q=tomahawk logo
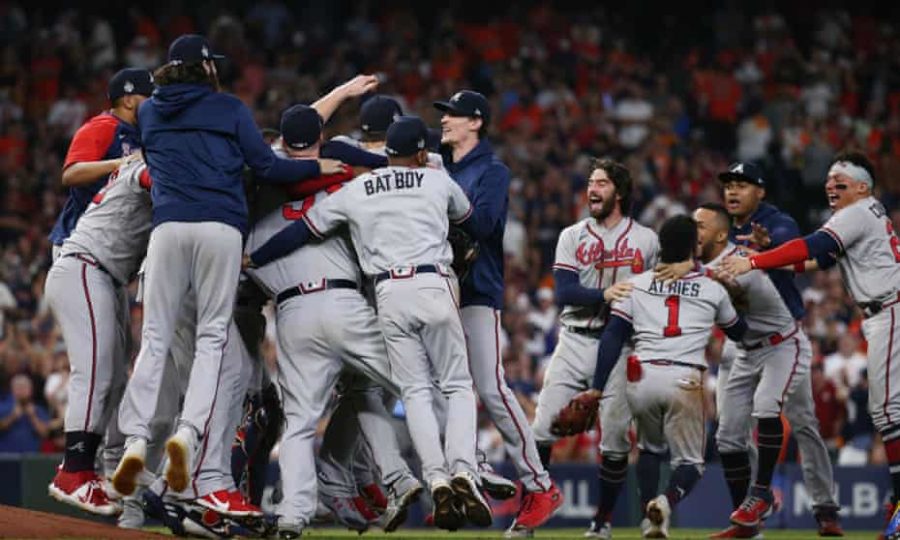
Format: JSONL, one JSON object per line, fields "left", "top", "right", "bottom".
{"left": 731, "top": 163, "right": 744, "bottom": 175}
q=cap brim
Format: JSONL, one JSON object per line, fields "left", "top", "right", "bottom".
{"left": 433, "top": 101, "right": 462, "bottom": 114}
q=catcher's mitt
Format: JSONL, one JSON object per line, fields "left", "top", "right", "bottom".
{"left": 448, "top": 226, "right": 479, "bottom": 281}
{"left": 550, "top": 389, "right": 602, "bottom": 437}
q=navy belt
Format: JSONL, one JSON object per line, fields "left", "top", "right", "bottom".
{"left": 372, "top": 264, "right": 443, "bottom": 284}
{"left": 565, "top": 325, "right": 604, "bottom": 338}
{"left": 858, "top": 292, "right": 900, "bottom": 319}
{"left": 276, "top": 279, "right": 358, "bottom": 305}
{"left": 641, "top": 359, "right": 706, "bottom": 372}
{"left": 64, "top": 253, "right": 122, "bottom": 288}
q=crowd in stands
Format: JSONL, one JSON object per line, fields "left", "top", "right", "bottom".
{"left": 1, "top": 2, "right": 899, "bottom": 470}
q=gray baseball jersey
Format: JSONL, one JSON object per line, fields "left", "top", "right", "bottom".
{"left": 553, "top": 217, "right": 659, "bottom": 330}
{"left": 246, "top": 188, "right": 361, "bottom": 296}
{"left": 612, "top": 270, "right": 739, "bottom": 368}
{"left": 707, "top": 243, "right": 795, "bottom": 343}
{"left": 303, "top": 166, "right": 471, "bottom": 274}
{"left": 820, "top": 196, "right": 900, "bottom": 303}
{"left": 60, "top": 159, "right": 153, "bottom": 284}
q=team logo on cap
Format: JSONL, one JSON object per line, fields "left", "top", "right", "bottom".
{"left": 123, "top": 80, "right": 134, "bottom": 93}
{"left": 451, "top": 92, "right": 463, "bottom": 103}
{"left": 731, "top": 163, "right": 744, "bottom": 174}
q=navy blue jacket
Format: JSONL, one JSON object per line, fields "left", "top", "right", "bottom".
{"left": 138, "top": 84, "right": 320, "bottom": 235}
{"left": 730, "top": 202, "right": 808, "bottom": 320}
{"left": 444, "top": 140, "right": 510, "bottom": 309}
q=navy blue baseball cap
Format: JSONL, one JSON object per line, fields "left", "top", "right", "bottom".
{"left": 280, "top": 105, "right": 323, "bottom": 150}
{"left": 434, "top": 90, "right": 490, "bottom": 123}
{"left": 385, "top": 116, "right": 428, "bottom": 157}
{"left": 718, "top": 161, "right": 765, "bottom": 186}
{"left": 168, "top": 34, "right": 224, "bottom": 65}
{"left": 360, "top": 95, "right": 402, "bottom": 134}
{"left": 107, "top": 68, "right": 154, "bottom": 102}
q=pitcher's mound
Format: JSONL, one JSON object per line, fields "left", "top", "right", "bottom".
{"left": 0, "top": 504, "right": 166, "bottom": 538}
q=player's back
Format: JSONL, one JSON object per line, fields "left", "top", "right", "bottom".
{"left": 61, "top": 159, "right": 153, "bottom": 284}
{"left": 340, "top": 165, "right": 461, "bottom": 275}
{"left": 246, "top": 188, "right": 360, "bottom": 297}
{"left": 616, "top": 270, "right": 737, "bottom": 367}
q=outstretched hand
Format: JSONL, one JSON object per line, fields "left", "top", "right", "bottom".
{"left": 735, "top": 222, "right": 771, "bottom": 249}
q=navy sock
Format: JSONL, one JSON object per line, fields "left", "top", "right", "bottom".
{"left": 595, "top": 455, "right": 628, "bottom": 520}
{"left": 664, "top": 464, "right": 702, "bottom": 507}
{"left": 63, "top": 431, "right": 102, "bottom": 472}
{"left": 756, "top": 417, "right": 784, "bottom": 489}
{"left": 636, "top": 450, "right": 663, "bottom": 510}
{"left": 719, "top": 451, "right": 752, "bottom": 510}
{"left": 537, "top": 443, "right": 553, "bottom": 469}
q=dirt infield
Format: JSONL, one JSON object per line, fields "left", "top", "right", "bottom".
{"left": 0, "top": 505, "right": 166, "bottom": 538}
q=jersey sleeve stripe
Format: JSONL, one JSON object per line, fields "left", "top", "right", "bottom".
{"left": 610, "top": 308, "right": 632, "bottom": 322}
{"left": 451, "top": 203, "right": 473, "bottom": 225}
{"left": 720, "top": 315, "right": 739, "bottom": 328}
{"left": 301, "top": 214, "right": 324, "bottom": 239}
{"left": 552, "top": 263, "right": 578, "bottom": 272}
{"left": 820, "top": 226, "right": 845, "bottom": 253}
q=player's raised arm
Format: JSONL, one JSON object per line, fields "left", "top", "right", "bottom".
{"left": 311, "top": 74, "right": 380, "bottom": 123}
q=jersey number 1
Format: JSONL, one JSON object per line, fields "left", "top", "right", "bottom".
{"left": 663, "top": 295, "right": 682, "bottom": 337}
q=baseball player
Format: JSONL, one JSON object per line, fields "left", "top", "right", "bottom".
{"left": 113, "top": 34, "right": 344, "bottom": 498}
{"left": 720, "top": 151, "right": 900, "bottom": 540}
{"left": 531, "top": 158, "right": 659, "bottom": 539}
{"left": 247, "top": 116, "right": 493, "bottom": 532}
{"left": 557, "top": 214, "right": 748, "bottom": 539}
{"left": 329, "top": 94, "right": 515, "bottom": 501}
{"left": 435, "top": 89, "right": 562, "bottom": 534}
{"left": 241, "top": 105, "right": 422, "bottom": 538}
{"left": 689, "top": 203, "right": 841, "bottom": 538}
{"left": 49, "top": 68, "right": 153, "bottom": 259}
{"left": 45, "top": 158, "right": 151, "bottom": 515}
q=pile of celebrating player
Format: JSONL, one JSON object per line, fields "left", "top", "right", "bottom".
{"left": 40, "top": 31, "right": 900, "bottom": 540}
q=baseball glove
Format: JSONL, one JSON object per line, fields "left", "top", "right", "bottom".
{"left": 550, "top": 389, "right": 602, "bottom": 437}
{"left": 448, "top": 226, "right": 479, "bottom": 281}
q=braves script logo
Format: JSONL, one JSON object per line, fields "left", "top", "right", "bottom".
{"left": 576, "top": 238, "right": 645, "bottom": 273}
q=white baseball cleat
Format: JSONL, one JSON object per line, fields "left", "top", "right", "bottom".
{"left": 645, "top": 495, "right": 671, "bottom": 539}
{"left": 584, "top": 520, "right": 612, "bottom": 539}
{"left": 112, "top": 438, "right": 147, "bottom": 497}
{"left": 165, "top": 427, "right": 196, "bottom": 493}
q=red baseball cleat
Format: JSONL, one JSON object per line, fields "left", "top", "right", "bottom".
{"left": 48, "top": 467, "right": 120, "bottom": 516}
{"left": 709, "top": 524, "right": 763, "bottom": 538}
{"left": 360, "top": 483, "right": 388, "bottom": 513}
{"left": 507, "top": 481, "right": 564, "bottom": 532}
{"left": 730, "top": 488, "right": 775, "bottom": 527}
{"left": 196, "top": 489, "right": 263, "bottom": 518}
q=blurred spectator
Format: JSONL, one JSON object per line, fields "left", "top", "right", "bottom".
{"left": 823, "top": 333, "right": 867, "bottom": 393}
{"left": 811, "top": 361, "right": 845, "bottom": 453}
{"left": 840, "top": 368, "right": 874, "bottom": 465}
{"left": 0, "top": 373, "right": 50, "bottom": 452}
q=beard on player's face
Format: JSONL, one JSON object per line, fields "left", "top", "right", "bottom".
{"left": 589, "top": 193, "right": 617, "bottom": 221}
